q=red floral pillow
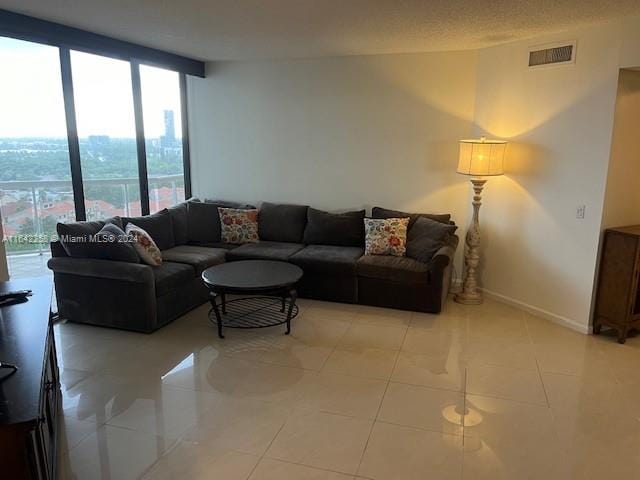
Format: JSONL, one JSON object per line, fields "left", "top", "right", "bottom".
{"left": 125, "top": 223, "right": 162, "bottom": 266}
{"left": 364, "top": 217, "right": 409, "bottom": 257}
{"left": 218, "top": 208, "right": 259, "bottom": 244}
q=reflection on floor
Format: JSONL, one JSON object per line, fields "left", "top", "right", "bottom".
{"left": 56, "top": 297, "right": 640, "bottom": 479}
{"left": 8, "top": 252, "right": 52, "bottom": 279}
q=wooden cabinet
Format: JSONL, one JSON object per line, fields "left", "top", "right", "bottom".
{"left": 0, "top": 278, "right": 59, "bottom": 479}
{"left": 594, "top": 226, "right": 640, "bottom": 343}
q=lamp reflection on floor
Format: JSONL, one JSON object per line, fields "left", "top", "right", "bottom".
{"left": 441, "top": 404, "right": 483, "bottom": 427}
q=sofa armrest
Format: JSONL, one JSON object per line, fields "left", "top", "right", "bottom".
{"left": 47, "top": 257, "right": 153, "bottom": 284}
{"left": 430, "top": 245, "right": 456, "bottom": 272}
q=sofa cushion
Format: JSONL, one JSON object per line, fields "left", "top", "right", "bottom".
{"left": 161, "top": 245, "right": 227, "bottom": 274}
{"left": 186, "top": 241, "right": 238, "bottom": 250}
{"left": 126, "top": 223, "right": 163, "bottom": 266}
{"left": 290, "top": 245, "right": 364, "bottom": 276}
{"left": 303, "top": 208, "right": 365, "bottom": 247}
{"left": 187, "top": 200, "right": 256, "bottom": 244}
{"left": 219, "top": 207, "right": 259, "bottom": 244}
{"left": 187, "top": 200, "right": 222, "bottom": 244}
{"left": 259, "top": 202, "right": 308, "bottom": 243}
{"left": 92, "top": 223, "right": 140, "bottom": 263}
{"left": 406, "top": 217, "right": 458, "bottom": 263}
{"left": 56, "top": 216, "right": 122, "bottom": 258}
{"left": 372, "top": 207, "right": 451, "bottom": 229}
{"left": 226, "top": 241, "right": 305, "bottom": 262}
{"left": 123, "top": 209, "right": 175, "bottom": 250}
{"left": 152, "top": 261, "right": 196, "bottom": 296}
{"left": 364, "top": 217, "right": 409, "bottom": 257}
{"left": 168, "top": 202, "right": 189, "bottom": 245}
{"left": 357, "top": 255, "right": 430, "bottom": 284}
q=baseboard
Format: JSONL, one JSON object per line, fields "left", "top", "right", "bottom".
{"left": 481, "top": 288, "right": 591, "bottom": 334}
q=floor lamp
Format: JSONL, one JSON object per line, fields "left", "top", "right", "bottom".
{"left": 454, "top": 137, "right": 507, "bottom": 305}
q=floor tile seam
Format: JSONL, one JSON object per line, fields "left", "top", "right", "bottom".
{"left": 463, "top": 358, "right": 540, "bottom": 372}
{"left": 372, "top": 418, "right": 464, "bottom": 437}
{"left": 462, "top": 366, "right": 468, "bottom": 435}
{"left": 66, "top": 422, "right": 178, "bottom": 455}
{"left": 385, "top": 379, "right": 465, "bottom": 395}
{"left": 246, "top": 418, "right": 289, "bottom": 480}
{"left": 258, "top": 453, "right": 359, "bottom": 478}
{"left": 388, "top": 377, "right": 464, "bottom": 393}
{"left": 463, "top": 390, "right": 551, "bottom": 409}
{"left": 354, "top": 325, "right": 409, "bottom": 476}
{"left": 316, "top": 327, "right": 347, "bottom": 372}
{"left": 533, "top": 357, "right": 551, "bottom": 408}
{"left": 461, "top": 366, "right": 468, "bottom": 477}
{"left": 59, "top": 367, "right": 97, "bottom": 390}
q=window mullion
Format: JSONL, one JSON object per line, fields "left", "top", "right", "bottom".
{"left": 179, "top": 73, "right": 192, "bottom": 200}
{"left": 59, "top": 47, "right": 86, "bottom": 221}
{"left": 130, "top": 60, "right": 150, "bottom": 216}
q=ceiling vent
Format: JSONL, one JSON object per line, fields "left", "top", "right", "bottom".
{"left": 528, "top": 41, "right": 576, "bottom": 68}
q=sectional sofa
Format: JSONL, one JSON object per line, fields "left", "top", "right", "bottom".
{"left": 48, "top": 200, "right": 458, "bottom": 333}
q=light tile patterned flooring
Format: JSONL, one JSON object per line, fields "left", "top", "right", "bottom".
{"left": 55, "top": 297, "right": 640, "bottom": 479}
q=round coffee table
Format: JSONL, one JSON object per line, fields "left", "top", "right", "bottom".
{"left": 202, "top": 260, "right": 303, "bottom": 338}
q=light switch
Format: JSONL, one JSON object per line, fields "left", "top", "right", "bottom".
{"left": 576, "top": 205, "right": 586, "bottom": 219}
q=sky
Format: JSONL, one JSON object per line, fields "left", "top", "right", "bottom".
{"left": 0, "top": 36, "right": 182, "bottom": 139}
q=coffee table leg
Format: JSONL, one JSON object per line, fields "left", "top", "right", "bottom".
{"left": 209, "top": 292, "right": 225, "bottom": 339}
{"left": 221, "top": 292, "right": 227, "bottom": 315}
{"left": 285, "top": 288, "right": 297, "bottom": 335}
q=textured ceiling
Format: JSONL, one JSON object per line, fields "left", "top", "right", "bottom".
{"left": 2, "top": 0, "right": 640, "bottom": 61}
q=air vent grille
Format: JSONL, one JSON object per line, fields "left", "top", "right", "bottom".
{"left": 528, "top": 44, "right": 574, "bottom": 67}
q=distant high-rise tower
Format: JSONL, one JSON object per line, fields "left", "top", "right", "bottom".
{"left": 164, "top": 110, "right": 175, "bottom": 141}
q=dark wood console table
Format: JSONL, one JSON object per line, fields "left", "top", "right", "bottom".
{"left": 594, "top": 226, "right": 640, "bottom": 343}
{"left": 0, "top": 277, "right": 59, "bottom": 479}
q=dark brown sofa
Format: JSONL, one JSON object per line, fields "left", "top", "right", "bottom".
{"left": 48, "top": 200, "right": 457, "bottom": 332}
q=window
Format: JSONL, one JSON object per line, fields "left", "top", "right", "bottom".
{"left": 71, "top": 50, "right": 142, "bottom": 218}
{"left": 0, "top": 11, "right": 199, "bottom": 278}
{"left": 0, "top": 37, "right": 73, "bottom": 261}
{"left": 140, "top": 64, "right": 186, "bottom": 212}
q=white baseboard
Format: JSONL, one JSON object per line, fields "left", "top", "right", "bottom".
{"left": 449, "top": 279, "right": 590, "bottom": 334}
{"left": 481, "top": 288, "right": 591, "bottom": 334}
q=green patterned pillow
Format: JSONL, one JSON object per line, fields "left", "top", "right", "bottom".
{"left": 364, "top": 217, "right": 409, "bottom": 257}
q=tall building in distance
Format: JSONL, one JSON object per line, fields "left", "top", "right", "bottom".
{"left": 160, "top": 109, "right": 178, "bottom": 148}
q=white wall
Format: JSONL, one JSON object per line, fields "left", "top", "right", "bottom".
{"left": 472, "top": 19, "right": 640, "bottom": 331}
{"left": 601, "top": 69, "right": 640, "bottom": 229}
{"left": 187, "top": 17, "right": 640, "bottom": 332}
{"left": 188, "top": 51, "right": 478, "bottom": 271}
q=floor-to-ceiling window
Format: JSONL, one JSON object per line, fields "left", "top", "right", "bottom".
{"left": 71, "top": 51, "right": 142, "bottom": 219}
{"left": 140, "top": 64, "right": 186, "bottom": 213}
{"left": 0, "top": 21, "right": 197, "bottom": 278}
{"left": 0, "top": 37, "right": 74, "bottom": 277}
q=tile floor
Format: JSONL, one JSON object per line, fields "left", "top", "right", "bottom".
{"left": 55, "top": 297, "right": 640, "bottom": 480}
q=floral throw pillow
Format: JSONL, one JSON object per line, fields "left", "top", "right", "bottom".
{"left": 218, "top": 207, "right": 259, "bottom": 244}
{"left": 364, "top": 217, "right": 410, "bottom": 257}
{"left": 125, "top": 223, "right": 163, "bottom": 266}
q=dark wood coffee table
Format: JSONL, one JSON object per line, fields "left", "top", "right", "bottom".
{"left": 202, "top": 260, "right": 303, "bottom": 338}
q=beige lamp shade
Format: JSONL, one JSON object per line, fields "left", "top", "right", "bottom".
{"left": 457, "top": 137, "right": 507, "bottom": 176}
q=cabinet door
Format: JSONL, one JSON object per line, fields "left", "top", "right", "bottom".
{"left": 596, "top": 232, "right": 639, "bottom": 323}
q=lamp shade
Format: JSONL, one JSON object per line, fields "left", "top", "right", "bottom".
{"left": 457, "top": 137, "right": 507, "bottom": 176}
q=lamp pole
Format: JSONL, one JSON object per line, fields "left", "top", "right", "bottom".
{"left": 454, "top": 178, "right": 486, "bottom": 305}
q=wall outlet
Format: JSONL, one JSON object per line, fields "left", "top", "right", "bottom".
{"left": 576, "top": 205, "right": 586, "bottom": 219}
